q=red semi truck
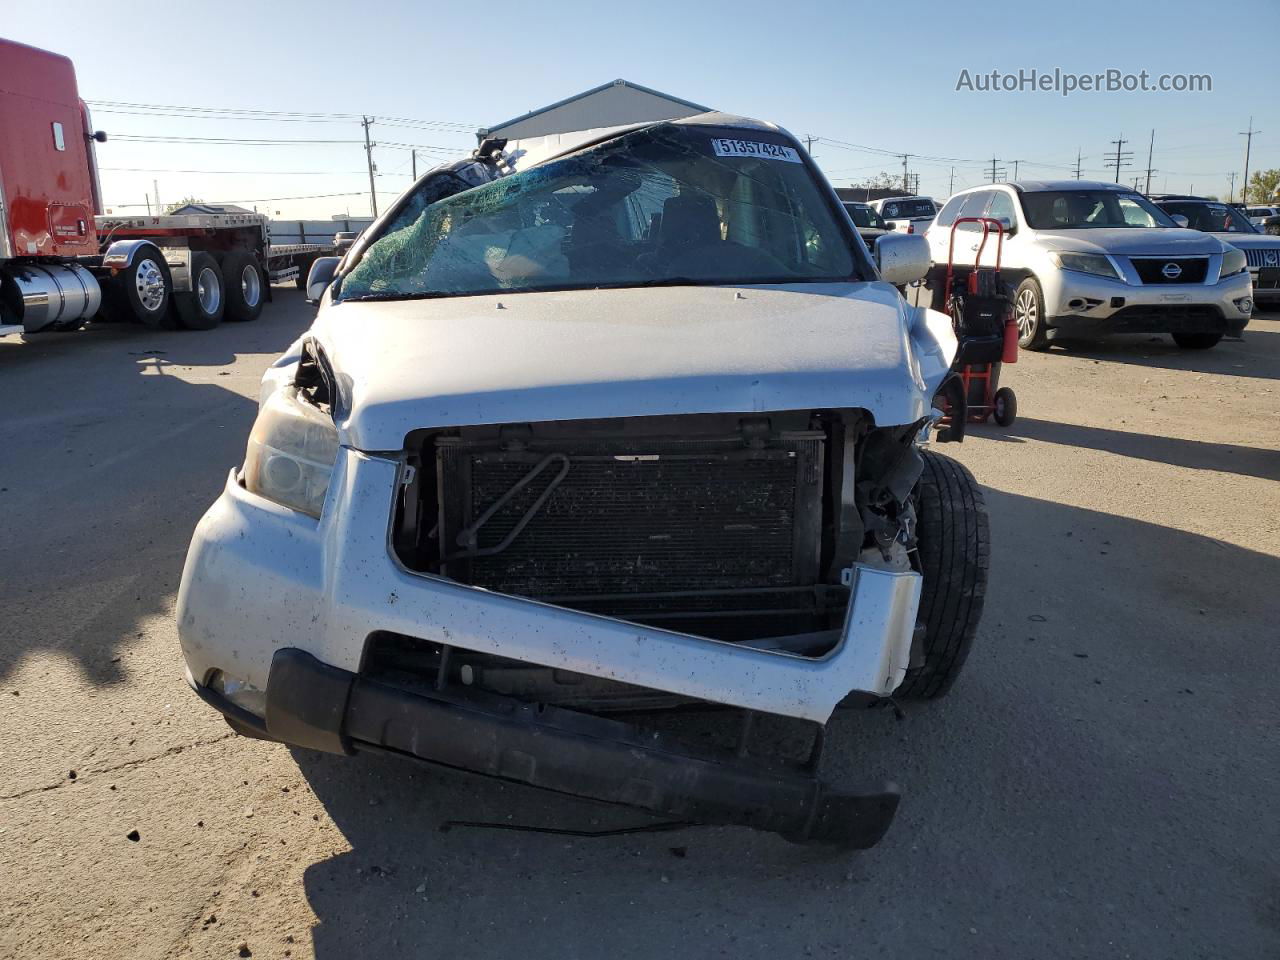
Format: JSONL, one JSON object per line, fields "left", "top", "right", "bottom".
{"left": 0, "top": 37, "right": 329, "bottom": 336}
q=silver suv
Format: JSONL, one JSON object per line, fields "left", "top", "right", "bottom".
{"left": 924, "top": 181, "right": 1254, "bottom": 350}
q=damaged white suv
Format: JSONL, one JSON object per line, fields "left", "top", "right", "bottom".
{"left": 177, "top": 114, "right": 987, "bottom": 849}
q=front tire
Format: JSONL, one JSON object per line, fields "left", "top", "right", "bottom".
{"left": 174, "top": 252, "right": 225, "bottom": 330}
{"left": 1171, "top": 332, "right": 1222, "bottom": 350}
{"left": 1013, "top": 277, "right": 1049, "bottom": 351}
{"left": 896, "top": 451, "right": 989, "bottom": 700}
{"left": 111, "top": 245, "right": 172, "bottom": 328}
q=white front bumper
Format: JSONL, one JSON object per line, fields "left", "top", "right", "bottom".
{"left": 176, "top": 450, "right": 922, "bottom": 725}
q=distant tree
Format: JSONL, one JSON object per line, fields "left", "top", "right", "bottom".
{"left": 1245, "top": 169, "right": 1280, "bottom": 205}
{"left": 858, "top": 171, "right": 902, "bottom": 191}
{"left": 164, "top": 196, "right": 204, "bottom": 213}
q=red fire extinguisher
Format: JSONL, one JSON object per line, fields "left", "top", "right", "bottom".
{"left": 1002, "top": 315, "right": 1019, "bottom": 363}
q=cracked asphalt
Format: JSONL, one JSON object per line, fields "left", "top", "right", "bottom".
{"left": 2, "top": 289, "right": 1277, "bottom": 959}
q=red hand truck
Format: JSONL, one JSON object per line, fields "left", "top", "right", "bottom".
{"left": 939, "top": 217, "right": 1019, "bottom": 427}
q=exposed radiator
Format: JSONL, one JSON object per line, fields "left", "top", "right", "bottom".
{"left": 436, "top": 431, "right": 826, "bottom": 632}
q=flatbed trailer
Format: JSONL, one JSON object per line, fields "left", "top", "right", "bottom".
{"left": 0, "top": 37, "right": 337, "bottom": 336}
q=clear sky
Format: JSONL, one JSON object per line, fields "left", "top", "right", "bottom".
{"left": 6, "top": 0, "right": 1277, "bottom": 219}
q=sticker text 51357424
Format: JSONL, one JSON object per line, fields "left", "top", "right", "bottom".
{"left": 710, "top": 138, "right": 802, "bottom": 164}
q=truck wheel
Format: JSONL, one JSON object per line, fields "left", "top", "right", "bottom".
{"left": 174, "top": 252, "right": 225, "bottom": 330}
{"left": 295, "top": 256, "right": 315, "bottom": 291}
{"left": 1171, "top": 332, "right": 1222, "bottom": 350}
{"left": 222, "top": 252, "right": 265, "bottom": 321}
{"left": 896, "top": 451, "right": 989, "bottom": 700}
{"left": 113, "top": 245, "right": 172, "bottom": 328}
{"left": 1013, "top": 278, "right": 1049, "bottom": 351}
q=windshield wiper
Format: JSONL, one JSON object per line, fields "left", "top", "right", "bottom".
{"left": 339, "top": 291, "right": 449, "bottom": 303}
{"left": 630, "top": 276, "right": 708, "bottom": 287}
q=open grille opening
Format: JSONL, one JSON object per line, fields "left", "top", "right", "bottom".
{"left": 430, "top": 419, "right": 834, "bottom": 640}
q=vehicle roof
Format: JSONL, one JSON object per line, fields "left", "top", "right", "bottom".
{"left": 953, "top": 180, "right": 1134, "bottom": 195}
{"left": 503, "top": 112, "right": 789, "bottom": 173}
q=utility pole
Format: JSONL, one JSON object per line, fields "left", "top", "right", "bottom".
{"left": 1074, "top": 148, "right": 1083, "bottom": 180}
{"left": 362, "top": 116, "right": 378, "bottom": 217}
{"left": 986, "top": 157, "right": 1005, "bottom": 183}
{"left": 1011, "top": 159, "right": 1020, "bottom": 180}
{"left": 1143, "top": 130, "right": 1156, "bottom": 195}
{"left": 411, "top": 149, "right": 417, "bottom": 180}
{"left": 948, "top": 166, "right": 955, "bottom": 195}
{"left": 153, "top": 179, "right": 161, "bottom": 215}
{"left": 1104, "top": 136, "right": 1133, "bottom": 183}
{"left": 805, "top": 135, "right": 816, "bottom": 156}
{"left": 1228, "top": 171, "right": 1237, "bottom": 203}
{"left": 1239, "top": 116, "right": 1260, "bottom": 204}
{"left": 145, "top": 195, "right": 151, "bottom": 215}
{"left": 901, "top": 154, "right": 910, "bottom": 193}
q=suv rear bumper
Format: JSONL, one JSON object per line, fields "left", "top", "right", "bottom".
{"left": 193, "top": 647, "right": 901, "bottom": 848}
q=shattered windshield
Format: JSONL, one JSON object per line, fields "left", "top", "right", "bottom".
{"left": 339, "top": 125, "right": 858, "bottom": 301}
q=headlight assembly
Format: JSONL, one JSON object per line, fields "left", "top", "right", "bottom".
{"left": 1220, "top": 246, "right": 1248, "bottom": 278}
{"left": 243, "top": 388, "right": 340, "bottom": 518}
{"left": 1050, "top": 251, "right": 1122, "bottom": 281}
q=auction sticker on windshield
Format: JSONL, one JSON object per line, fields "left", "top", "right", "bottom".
{"left": 711, "top": 138, "right": 802, "bottom": 163}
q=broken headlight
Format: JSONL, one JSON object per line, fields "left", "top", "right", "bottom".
{"left": 243, "top": 388, "right": 339, "bottom": 518}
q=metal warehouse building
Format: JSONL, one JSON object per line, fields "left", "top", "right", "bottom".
{"left": 477, "top": 79, "right": 711, "bottom": 142}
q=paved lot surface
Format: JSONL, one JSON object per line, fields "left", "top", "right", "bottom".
{"left": 2, "top": 290, "right": 1278, "bottom": 959}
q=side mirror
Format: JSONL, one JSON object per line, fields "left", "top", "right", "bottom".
{"left": 875, "top": 233, "right": 930, "bottom": 286}
{"left": 1171, "top": 214, "right": 1190, "bottom": 228}
{"left": 305, "top": 257, "right": 341, "bottom": 305}
{"left": 996, "top": 216, "right": 1016, "bottom": 235}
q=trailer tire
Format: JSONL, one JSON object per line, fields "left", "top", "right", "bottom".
{"left": 895, "top": 451, "right": 989, "bottom": 700}
{"left": 222, "top": 252, "right": 265, "bottom": 321}
{"left": 295, "top": 255, "right": 315, "bottom": 291}
{"left": 174, "top": 252, "right": 225, "bottom": 330}
{"left": 110, "top": 244, "right": 172, "bottom": 328}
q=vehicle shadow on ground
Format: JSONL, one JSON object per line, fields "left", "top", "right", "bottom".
{"left": 0, "top": 288, "right": 309, "bottom": 687}
{"left": 990, "top": 416, "right": 1280, "bottom": 482}
{"left": 1047, "top": 324, "right": 1280, "bottom": 379}
{"left": 292, "top": 487, "right": 1280, "bottom": 959}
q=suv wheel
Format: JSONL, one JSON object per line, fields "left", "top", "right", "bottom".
{"left": 1013, "top": 277, "right": 1049, "bottom": 351}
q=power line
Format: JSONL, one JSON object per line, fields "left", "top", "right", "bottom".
{"left": 100, "top": 166, "right": 370, "bottom": 175}
{"left": 86, "top": 99, "right": 476, "bottom": 131}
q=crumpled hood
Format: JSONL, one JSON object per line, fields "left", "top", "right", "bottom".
{"left": 310, "top": 283, "right": 956, "bottom": 451}
{"left": 1036, "top": 227, "right": 1223, "bottom": 257}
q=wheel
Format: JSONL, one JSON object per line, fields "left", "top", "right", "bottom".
{"left": 295, "top": 256, "right": 315, "bottom": 291}
{"left": 993, "top": 386, "right": 1017, "bottom": 426}
{"left": 896, "top": 451, "right": 989, "bottom": 700}
{"left": 173, "top": 252, "right": 225, "bottom": 330}
{"left": 1012, "top": 277, "right": 1049, "bottom": 351}
{"left": 221, "top": 252, "right": 264, "bottom": 321}
{"left": 111, "top": 244, "right": 172, "bottom": 328}
{"left": 1171, "top": 332, "right": 1222, "bottom": 350}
